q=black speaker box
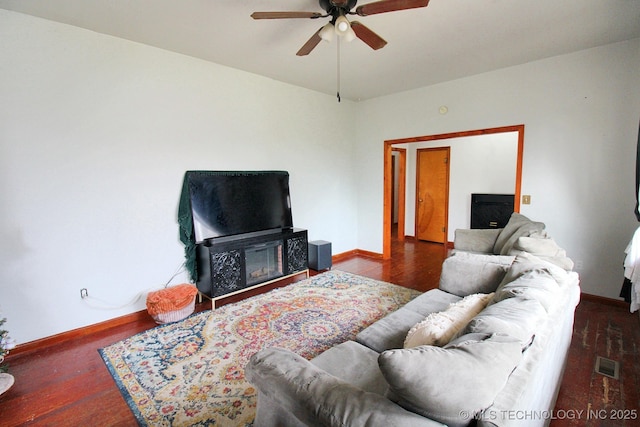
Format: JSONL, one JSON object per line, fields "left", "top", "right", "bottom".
{"left": 308, "top": 240, "right": 332, "bottom": 271}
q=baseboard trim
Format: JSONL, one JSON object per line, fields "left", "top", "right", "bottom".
{"left": 10, "top": 309, "right": 150, "bottom": 356}
{"left": 333, "top": 249, "right": 383, "bottom": 261}
{"left": 581, "top": 292, "right": 629, "bottom": 308}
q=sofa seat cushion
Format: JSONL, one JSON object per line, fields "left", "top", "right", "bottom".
{"left": 404, "top": 292, "right": 494, "bottom": 348}
{"left": 493, "top": 213, "right": 545, "bottom": 255}
{"left": 402, "top": 288, "right": 462, "bottom": 317}
{"left": 311, "top": 341, "right": 390, "bottom": 396}
{"left": 379, "top": 333, "right": 523, "bottom": 427}
{"left": 356, "top": 289, "right": 461, "bottom": 352}
{"left": 439, "top": 251, "right": 514, "bottom": 296}
{"left": 463, "top": 297, "right": 547, "bottom": 349}
{"left": 355, "top": 307, "right": 426, "bottom": 353}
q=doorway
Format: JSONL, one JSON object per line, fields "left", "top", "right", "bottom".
{"left": 415, "top": 147, "right": 450, "bottom": 243}
{"left": 391, "top": 148, "right": 406, "bottom": 240}
{"left": 382, "top": 125, "right": 524, "bottom": 260}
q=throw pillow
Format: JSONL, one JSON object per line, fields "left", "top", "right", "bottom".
{"left": 379, "top": 333, "right": 523, "bottom": 427}
{"left": 463, "top": 297, "right": 547, "bottom": 349}
{"left": 404, "top": 293, "right": 493, "bottom": 348}
{"left": 533, "top": 255, "right": 574, "bottom": 271}
{"left": 493, "top": 213, "right": 545, "bottom": 255}
{"left": 513, "top": 236, "right": 566, "bottom": 257}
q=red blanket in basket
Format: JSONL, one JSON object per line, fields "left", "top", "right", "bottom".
{"left": 146, "top": 284, "right": 198, "bottom": 316}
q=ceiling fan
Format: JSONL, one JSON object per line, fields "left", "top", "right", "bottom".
{"left": 251, "top": 0, "right": 431, "bottom": 56}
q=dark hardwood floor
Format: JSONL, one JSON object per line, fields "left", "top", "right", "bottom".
{"left": 1, "top": 236, "right": 638, "bottom": 426}
{"left": 553, "top": 297, "right": 640, "bottom": 427}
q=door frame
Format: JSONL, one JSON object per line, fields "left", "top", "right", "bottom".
{"left": 383, "top": 124, "right": 524, "bottom": 260}
{"left": 415, "top": 147, "right": 450, "bottom": 243}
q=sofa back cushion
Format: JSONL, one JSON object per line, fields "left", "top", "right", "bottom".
{"left": 510, "top": 236, "right": 575, "bottom": 270}
{"left": 454, "top": 228, "right": 502, "bottom": 253}
{"left": 462, "top": 297, "right": 547, "bottom": 349}
{"left": 503, "top": 250, "right": 570, "bottom": 282}
{"left": 439, "top": 251, "right": 514, "bottom": 296}
{"left": 379, "top": 333, "right": 522, "bottom": 427}
{"left": 492, "top": 269, "right": 561, "bottom": 312}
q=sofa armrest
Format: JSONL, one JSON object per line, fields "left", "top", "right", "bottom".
{"left": 246, "top": 347, "right": 444, "bottom": 427}
{"left": 454, "top": 228, "right": 502, "bottom": 253}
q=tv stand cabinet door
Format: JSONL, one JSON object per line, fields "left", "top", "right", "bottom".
{"left": 210, "top": 249, "right": 244, "bottom": 298}
{"left": 285, "top": 230, "right": 308, "bottom": 274}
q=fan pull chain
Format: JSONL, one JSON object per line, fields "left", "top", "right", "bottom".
{"left": 336, "top": 37, "right": 341, "bottom": 103}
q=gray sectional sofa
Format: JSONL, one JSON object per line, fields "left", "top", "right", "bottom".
{"left": 246, "top": 213, "right": 580, "bottom": 426}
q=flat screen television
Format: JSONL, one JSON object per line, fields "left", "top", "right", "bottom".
{"left": 187, "top": 171, "right": 294, "bottom": 243}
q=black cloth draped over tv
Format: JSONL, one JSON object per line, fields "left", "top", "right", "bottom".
{"left": 178, "top": 170, "right": 228, "bottom": 283}
{"left": 178, "top": 171, "right": 201, "bottom": 283}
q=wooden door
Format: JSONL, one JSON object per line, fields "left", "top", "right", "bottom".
{"left": 416, "top": 147, "right": 450, "bottom": 243}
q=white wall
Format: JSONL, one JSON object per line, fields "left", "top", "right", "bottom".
{"left": 0, "top": 10, "right": 358, "bottom": 344}
{"left": 355, "top": 37, "right": 640, "bottom": 299}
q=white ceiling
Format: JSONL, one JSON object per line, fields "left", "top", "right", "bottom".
{"left": 1, "top": 0, "right": 639, "bottom": 101}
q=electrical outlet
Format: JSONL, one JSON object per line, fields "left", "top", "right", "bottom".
{"left": 80, "top": 288, "right": 88, "bottom": 299}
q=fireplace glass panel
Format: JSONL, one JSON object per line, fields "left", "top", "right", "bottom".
{"left": 245, "top": 240, "right": 284, "bottom": 286}
{"left": 470, "top": 193, "right": 514, "bottom": 229}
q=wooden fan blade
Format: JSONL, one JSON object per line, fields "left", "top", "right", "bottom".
{"left": 351, "top": 21, "right": 387, "bottom": 50}
{"left": 251, "top": 11, "right": 323, "bottom": 19}
{"left": 356, "top": 0, "right": 430, "bottom": 16}
{"left": 296, "top": 27, "right": 323, "bottom": 56}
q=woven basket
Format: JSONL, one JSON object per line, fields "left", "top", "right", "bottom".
{"left": 146, "top": 284, "right": 198, "bottom": 324}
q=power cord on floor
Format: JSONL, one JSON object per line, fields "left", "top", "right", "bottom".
{"left": 81, "top": 261, "right": 188, "bottom": 310}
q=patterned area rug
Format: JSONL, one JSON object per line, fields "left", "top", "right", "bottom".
{"left": 99, "top": 270, "right": 420, "bottom": 426}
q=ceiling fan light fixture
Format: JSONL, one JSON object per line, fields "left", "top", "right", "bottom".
{"left": 343, "top": 26, "right": 356, "bottom": 42}
{"left": 319, "top": 22, "right": 335, "bottom": 42}
{"left": 334, "top": 15, "right": 351, "bottom": 36}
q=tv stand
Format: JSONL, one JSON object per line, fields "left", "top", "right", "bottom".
{"left": 195, "top": 228, "right": 308, "bottom": 305}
